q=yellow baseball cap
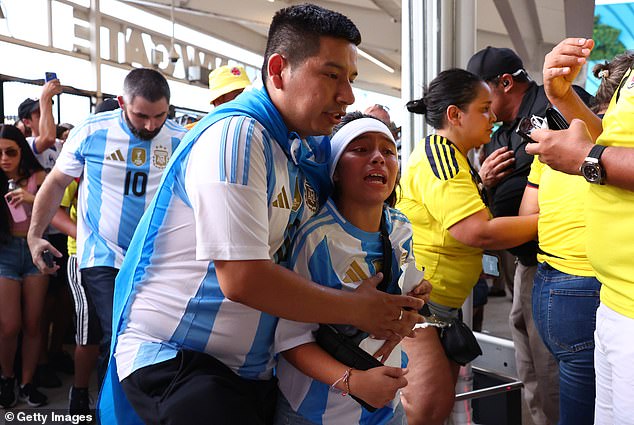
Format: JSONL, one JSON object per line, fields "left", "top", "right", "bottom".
{"left": 208, "top": 65, "right": 251, "bottom": 104}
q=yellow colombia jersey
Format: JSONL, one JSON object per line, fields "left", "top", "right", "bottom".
{"left": 397, "top": 134, "right": 486, "bottom": 308}
{"left": 527, "top": 157, "right": 593, "bottom": 276}
{"left": 588, "top": 66, "right": 634, "bottom": 318}
{"left": 60, "top": 179, "right": 78, "bottom": 256}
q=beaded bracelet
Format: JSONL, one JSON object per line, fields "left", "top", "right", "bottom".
{"left": 330, "top": 367, "right": 353, "bottom": 396}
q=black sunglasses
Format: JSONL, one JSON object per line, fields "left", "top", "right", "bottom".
{"left": 0, "top": 148, "right": 19, "bottom": 158}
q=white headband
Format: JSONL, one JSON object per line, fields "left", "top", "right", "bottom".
{"left": 328, "top": 118, "right": 396, "bottom": 182}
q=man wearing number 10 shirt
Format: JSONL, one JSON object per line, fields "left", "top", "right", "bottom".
{"left": 27, "top": 68, "right": 186, "bottom": 387}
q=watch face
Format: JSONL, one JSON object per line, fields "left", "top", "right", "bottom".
{"left": 582, "top": 163, "right": 601, "bottom": 182}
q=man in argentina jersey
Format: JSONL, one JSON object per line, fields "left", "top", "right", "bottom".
{"left": 98, "top": 5, "right": 424, "bottom": 425}
{"left": 28, "top": 68, "right": 185, "bottom": 387}
{"left": 275, "top": 200, "right": 418, "bottom": 425}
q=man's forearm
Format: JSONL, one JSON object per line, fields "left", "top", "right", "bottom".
{"left": 28, "top": 169, "right": 73, "bottom": 239}
{"left": 551, "top": 89, "right": 603, "bottom": 141}
{"left": 216, "top": 259, "right": 361, "bottom": 324}
{"left": 215, "top": 259, "right": 423, "bottom": 340}
{"left": 36, "top": 97, "right": 57, "bottom": 152}
{"left": 600, "top": 146, "right": 634, "bottom": 191}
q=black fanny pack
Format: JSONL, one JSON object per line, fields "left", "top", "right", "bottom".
{"left": 438, "top": 318, "right": 482, "bottom": 366}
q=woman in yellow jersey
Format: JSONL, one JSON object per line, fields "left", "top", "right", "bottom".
{"left": 520, "top": 52, "right": 634, "bottom": 425}
{"left": 520, "top": 155, "right": 599, "bottom": 425}
{"left": 396, "top": 69, "right": 538, "bottom": 425}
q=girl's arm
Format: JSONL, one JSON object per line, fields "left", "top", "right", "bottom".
{"left": 282, "top": 342, "right": 408, "bottom": 409}
{"left": 448, "top": 209, "right": 538, "bottom": 250}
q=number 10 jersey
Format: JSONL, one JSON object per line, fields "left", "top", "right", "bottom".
{"left": 55, "top": 110, "right": 185, "bottom": 270}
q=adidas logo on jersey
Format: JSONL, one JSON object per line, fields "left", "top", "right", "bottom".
{"left": 107, "top": 149, "right": 125, "bottom": 161}
{"left": 272, "top": 182, "right": 302, "bottom": 211}
{"left": 272, "top": 187, "right": 290, "bottom": 209}
{"left": 342, "top": 261, "right": 369, "bottom": 283}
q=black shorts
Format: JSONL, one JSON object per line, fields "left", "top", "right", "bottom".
{"left": 66, "top": 255, "right": 102, "bottom": 345}
{"left": 121, "top": 350, "right": 278, "bottom": 425}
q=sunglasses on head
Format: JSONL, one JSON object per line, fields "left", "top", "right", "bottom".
{"left": 0, "top": 148, "right": 19, "bottom": 158}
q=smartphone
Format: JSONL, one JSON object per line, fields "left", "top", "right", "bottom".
{"left": 545, "top": 107, "right": 569, "bottom": 130}
{"left": 42, "top": 250, "right": 55, "bottom": 268}
{"left": 45, "top": 72, "right": 58, "bottom": 82}
{"left": 482, "top": 253, "right": 500, "bottom": 277}
{"left": 515, "top": 115, "right": 547, "bottom": 143}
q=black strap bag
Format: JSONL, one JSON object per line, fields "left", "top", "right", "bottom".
{"left": 315, "top": 213, "right": 394, "bottom": 412}
{"left": 438, "top": 317, "right": 482, "bottom": 366}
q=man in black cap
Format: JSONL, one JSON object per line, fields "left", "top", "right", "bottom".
{"left": 467, "top": 46, "right": 581, "bottom": 425}
{"left": 18, "top": 77, "right": 64, "bottom": 172}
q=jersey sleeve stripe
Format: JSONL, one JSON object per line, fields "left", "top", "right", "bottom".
{"left": 262, "top": 131, "right": 275, "bottom": 204}
{"left": 426, "top": 135, "right": 461, "bottom": 181}
{"left": 230, "top": 116, "right": 246, "bottom": 184}
{"left": 70, "top": 112, "right": 118, "bottom": 138}
{"left": 242, "top": 120, "right": 256, "bottom": 185}
{"left": 424, "top": 136, "right": 441, "bottom": 179}
{"left": 164, "top": 120, "right": 185, "bottom": 132}
{"left": 441, "top": 141, "right": 459, "bottom": 177}
{"left": 431, "top": 136, "right": 449, "bottom": 180}
{"left": 218, "top": 119, "right": 231, "bottom": 182}
{"left": 439, "top": 143, "right": 455, "bottom": 178}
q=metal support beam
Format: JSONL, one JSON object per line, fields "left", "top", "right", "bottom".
{"left": 492, "top": 0, "right": 542, "bottom": 67}
{"left": 90, "top": 0, "right": 102, "bottom": 101}
{"left": 400, "top": 0, "right": 475, "bottom": 168}
{"left": 564, "top": 0, "right": 595, "bottom": 38}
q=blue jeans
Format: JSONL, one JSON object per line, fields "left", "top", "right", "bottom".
{"left": 532, "top": 262, "right": 600, "bottom": 425}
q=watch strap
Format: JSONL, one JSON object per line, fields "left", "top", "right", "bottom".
{"left": 587, "top": 144, "right": 607, "bottom": 161}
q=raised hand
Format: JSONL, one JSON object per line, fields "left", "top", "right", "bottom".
{"left": 543, "top": 38, "right": 594, "bottom": 103}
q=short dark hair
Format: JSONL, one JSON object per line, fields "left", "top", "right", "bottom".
{"left": 332, "top": 111, "right": 400, "bottom": 208}
{"left": 123, "top": 68, "right": 171, "bottom": 103}
{"left": 406, "top": 68, "right": 484, "bottom": 129}
{"left": 262, "top": 3, "right": 361, "bottom": 81}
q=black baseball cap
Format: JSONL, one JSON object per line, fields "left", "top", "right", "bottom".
{"left": 18, "top": 98, "right": 40, "bottom": 120}
{"left": 467, "top": 46, "right": 524, "bottom": 81}
{"left": 95, "top": 98, "right": 120, "bottom": 114}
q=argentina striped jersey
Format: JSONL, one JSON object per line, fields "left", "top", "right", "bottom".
{"left": 54, "top": 110, "right": 185, "bottom": 269}
{"left": 114, "top": 116, "right": 320, "bottom": 382}
{"left": 274, "top": 199, "right": 418, "bottom": 425}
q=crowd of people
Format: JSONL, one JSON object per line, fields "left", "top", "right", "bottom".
{"left": 0, "top": 2, "right": 632, "bottom": 425}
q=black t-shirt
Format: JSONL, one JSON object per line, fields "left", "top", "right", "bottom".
{"left": 484, "top": 83, "right": 593, "bottom": 264}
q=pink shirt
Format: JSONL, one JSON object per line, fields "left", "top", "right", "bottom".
{"left": 10, "top": 174, "right": 37, "bottom": 236}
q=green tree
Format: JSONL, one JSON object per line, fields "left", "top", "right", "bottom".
{"left": 591, "top": 15, "right": 626, "bottom": 60}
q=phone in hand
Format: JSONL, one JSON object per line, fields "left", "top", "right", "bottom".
{"left": 515, "top": 115, "right": 547, "bottom": 143}
{"left": 42, "top": 250, "right": 56, "bottom": 268}
{"left": 45, "top": 72, "right": 58, "bottom": 82}
{"left": 545, "top": 107, "right": 569, "bottom": 130}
